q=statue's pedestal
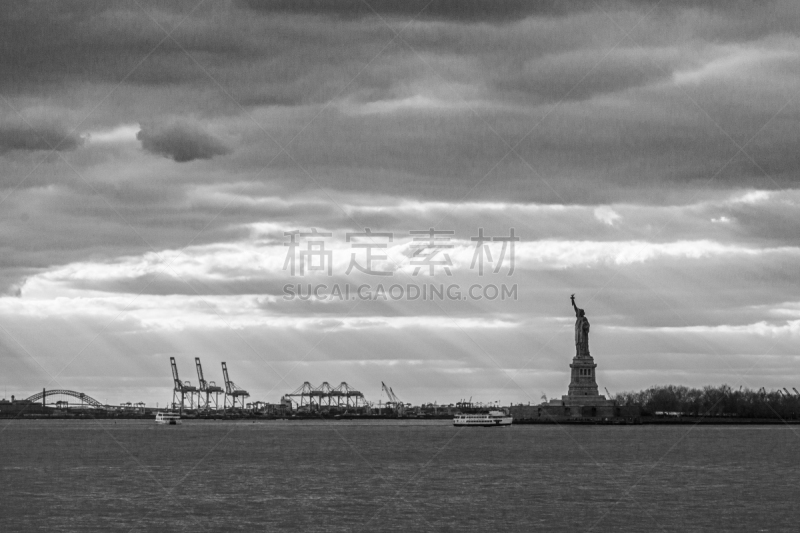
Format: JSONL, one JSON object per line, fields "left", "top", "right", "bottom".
{"left": 568, "top": 354, "right": 599, "bottom": 396}
{"left": 546, "top": 354, "right": 615, "bottom": 407}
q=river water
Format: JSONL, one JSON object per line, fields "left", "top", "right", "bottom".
{"left": 1, "top": 419, "right": 798, "bottom": 532}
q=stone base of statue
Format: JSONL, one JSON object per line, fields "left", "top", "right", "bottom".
{"left": 509, "top": 348, "right": 640, "bottom": 421}
{"left": 546, "top": 354, "right": 615, "bottom": 408}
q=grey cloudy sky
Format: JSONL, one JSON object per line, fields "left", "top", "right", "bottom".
{"left": 1, "top": 0, "right": 799, "bottom": 405}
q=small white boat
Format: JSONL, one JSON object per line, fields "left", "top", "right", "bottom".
{"left": 453, "top": 410, "right": 513, "bottom": 427}
{"left": 155, "top": 412, "right": 181, "bottom": 425}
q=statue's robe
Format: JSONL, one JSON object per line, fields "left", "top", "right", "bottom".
{"left": 575, "top": 316, "right": 590, "bottom": 357}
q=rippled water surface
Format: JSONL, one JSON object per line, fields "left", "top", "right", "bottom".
{"left": 1, "top": 420, "right": 798, "bottom": 532}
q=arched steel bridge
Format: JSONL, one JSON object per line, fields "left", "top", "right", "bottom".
{"left": 24, "top": 389, "right": 104, "bottom": 407}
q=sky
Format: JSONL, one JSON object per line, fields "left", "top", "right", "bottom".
{"left": 1, "top": 0, "right": 799, "bottom": 407}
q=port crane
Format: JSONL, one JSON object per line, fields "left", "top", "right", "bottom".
{"left": 793, "top": 388, "right": 800, "bottom": 398}
{"left": 170, "top": 357, "right": 198, "bottom": 414}
{"left": 381, "top": 382, "right": 405, "bottom": 415}
{"left": 284, "top": 381, "right": 367, "bottom": 412}
{"left": 222, "top": 362, "right": 249, "bottom": 410}
{"left": 456, "top": 397, "right": 473, "bottom": 410}
{"left": 332, "top": 382, "right": 366, "bottom": 409}
{"left": 315, "top": 382, "right": 336, "bottom": 408}
{"left": 286, "top": 382, "right": 315, "bottom": 410}
{"left": 195, "top": 357, "right": 223, "bottom": 411}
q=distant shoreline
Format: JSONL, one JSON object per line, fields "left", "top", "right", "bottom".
{"left": 3, "top": 414, "right": 799, "bottom": 425}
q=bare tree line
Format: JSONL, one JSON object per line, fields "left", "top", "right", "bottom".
{"left": 614, "top": 384, "right": 800, "bottom": 419}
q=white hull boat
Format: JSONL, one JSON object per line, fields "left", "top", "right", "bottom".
{"left": 453, "top": 410, "right": 513, "bottom": 427}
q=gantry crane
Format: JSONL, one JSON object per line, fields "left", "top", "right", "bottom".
{"left": 381, "top": 381, "right": 405, "bottom": 416}
{"left": 195, "top": 357, "right": 224, "bottom": 412}
{"left": 793, "top": 388, "right": 800, "bottom": 397}
{"left": 286, "top": 382, "right": 315, "bottom": 410}
{"left": 221, "top": 362, "right": 249, "bottom": 411}
{"left": 170, "top": 357, "right": 198, "bottom": 414}
{"left": 334, "top": 382, "right": 366, "bottom": 409}
{"left": 283, "top": 381, "right": 367, "bottom": 412}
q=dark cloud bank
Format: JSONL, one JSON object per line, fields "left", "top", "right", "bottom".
{"left": 0, "top": 121, "right": 84, "bottom": 153}
{"left": 136, "top": 121, "right": 231, "bottom": 162}
{"left": 0, "top": 0, "right": 798, "bottom": 272}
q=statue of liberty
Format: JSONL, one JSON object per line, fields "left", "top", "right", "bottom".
{"left": 571, "top": 294, "right": 590, "bottom": 357}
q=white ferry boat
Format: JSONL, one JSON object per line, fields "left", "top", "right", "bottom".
{"left": 155, "top": 412, "right": 181, "bottom": 425}
{"left": 453, "top": 410, "right": 513, "bottom": 427}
